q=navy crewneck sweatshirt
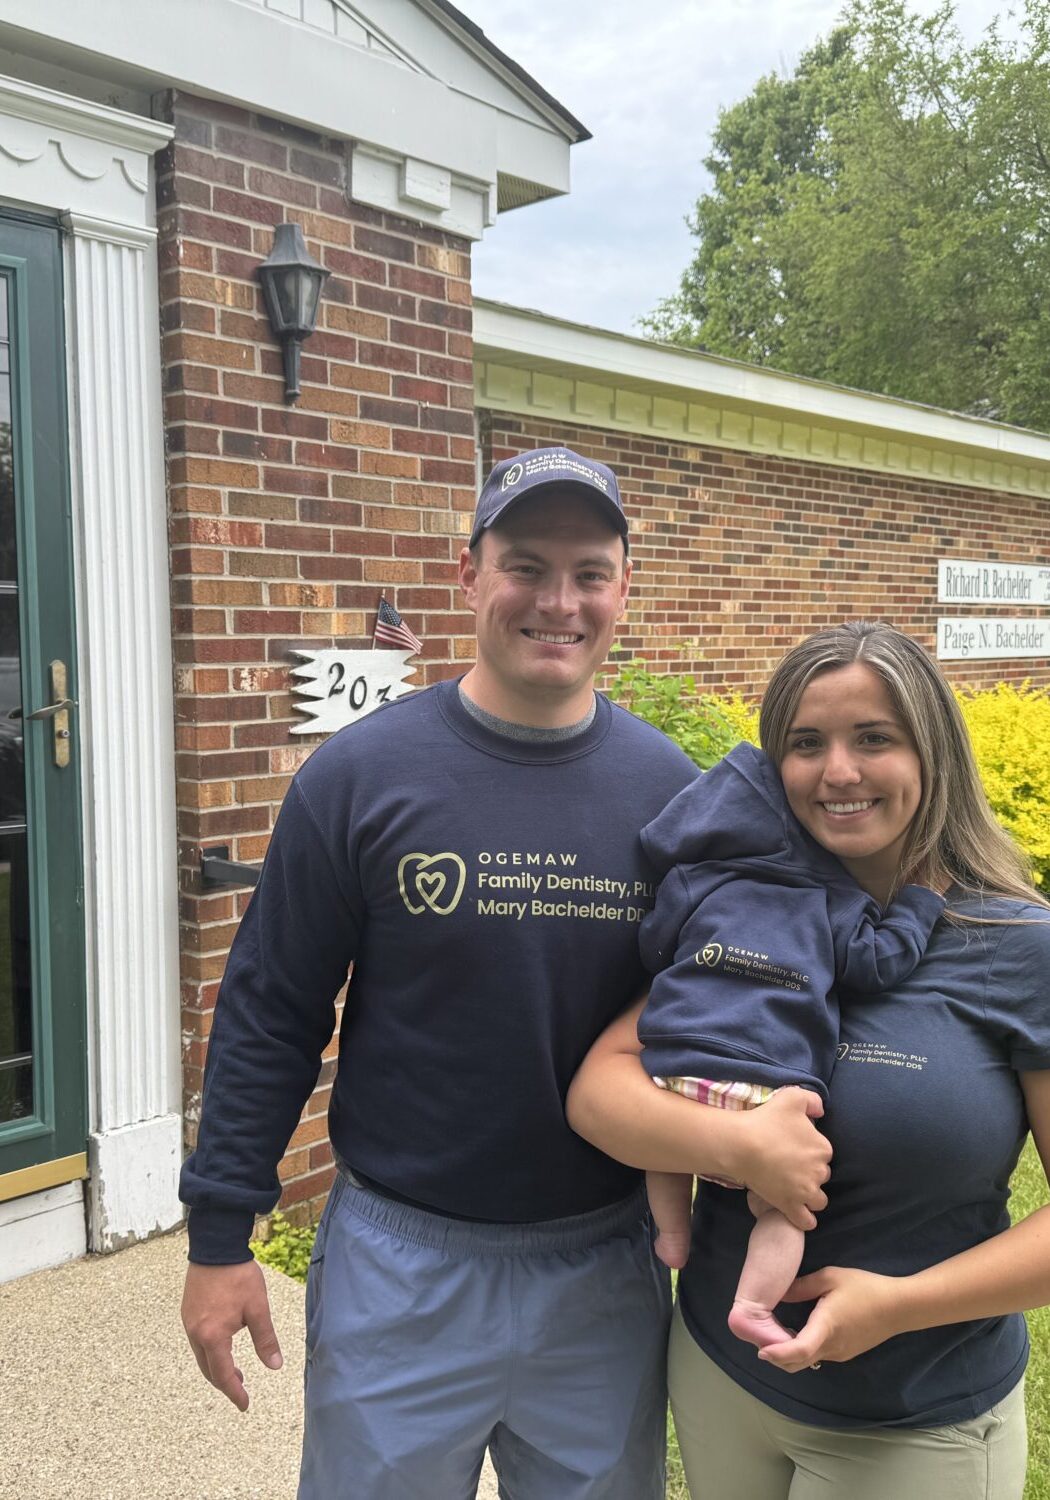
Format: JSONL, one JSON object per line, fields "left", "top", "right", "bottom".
{"left": 180, "top": 678, "right": 697, "bottom": 1262}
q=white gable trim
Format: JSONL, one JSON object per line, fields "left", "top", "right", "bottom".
{"left": 0, "top": 0, "right": 576, "bottom": 236}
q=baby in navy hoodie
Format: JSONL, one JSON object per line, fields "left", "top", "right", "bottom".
{"left": 638, "top": 741, "right": 945, "bottom": 1351}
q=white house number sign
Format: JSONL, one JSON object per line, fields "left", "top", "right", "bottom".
{"left": 291, "top": 649, "right": 417, "bottom": 734}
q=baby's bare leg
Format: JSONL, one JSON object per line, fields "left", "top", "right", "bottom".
{"left": 726, "top": 1191, "right": 805, "bottom": 1349}
{"left": 646, "top": 1170, "right": 694, "bottom": 1269}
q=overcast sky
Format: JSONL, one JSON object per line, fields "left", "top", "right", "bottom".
{"left": 469, "top": 0, "right": 1015, "bottom": 335}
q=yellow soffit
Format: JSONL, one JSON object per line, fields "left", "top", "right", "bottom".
{"left": 474, "top": 359, "right": 1050, "bottom": 503}
{"left": 0, "top": 1152, "right": 88, "bottom": 1204}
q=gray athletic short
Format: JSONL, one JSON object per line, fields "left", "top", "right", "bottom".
{"left": 297, "top": 1167, "right": 671, "bottom": 1499}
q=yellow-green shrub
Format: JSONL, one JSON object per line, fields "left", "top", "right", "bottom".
{"left": 718, "top": 690, "right": 760, "bottom": 747}
{"left": 251, "top": 1210, "right": 316, "bottom": 1284}
{"left": 954, "top": 681, "right": 1050, "bottom": 887}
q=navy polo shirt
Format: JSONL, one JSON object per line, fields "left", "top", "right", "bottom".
{"left": 679, "top": 895, "right": 1050, "bottom": 1428}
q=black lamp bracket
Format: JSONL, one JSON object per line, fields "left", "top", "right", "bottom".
{"left": 200, "top": 845, "right": 262, "bottom": 890}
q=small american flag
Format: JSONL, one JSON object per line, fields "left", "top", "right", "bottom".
{"left": 373, "top": 596, "right": 423, "bottom": 655}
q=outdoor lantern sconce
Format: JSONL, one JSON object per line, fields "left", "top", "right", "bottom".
{"left": 258, "top": 222, "right": 330, "bottom": 403}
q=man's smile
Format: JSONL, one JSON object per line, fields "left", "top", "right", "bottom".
{"left": 522, "top": 630, "right": 585, "bottom": 645}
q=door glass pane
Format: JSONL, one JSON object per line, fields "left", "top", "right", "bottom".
{"left": 0, "top": 830, "right": 32, "bottom": 1121}
{"left": 0, "top": 274, "right": 33, "bottom": 1123}
{"left": 0, "top": 277, "right": 12, "bottom": 584}
{"left": 0, "top": 595, "right": 24, "bottom": 825}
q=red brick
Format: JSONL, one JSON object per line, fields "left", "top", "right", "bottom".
{"left": 265, "top": 522, "right": 332, "bottom": 551}
{"left": 357, "top": 341, "right": 418, "bottom": 373}
{"left": 330, "top": 363, "right": 390, "bottom": 395}
{"left": 395, "top": 534, "right": 451, "bottom": 559}
{"left": 214, "top": 126, "right": 289, "bottom": 170}
{"left": 294, "top": 440, "right": 360, "bottom": 469}
{"left": 421, "top": 458, "right": 476, "bottom": 485}
{"left": 263, "top": 467, "right": 331, "bottom": 498}
{"left": 175, "top": 208, "right": 255, "bottom": 250}
{"left": 233, "top": 610, "right": 303, "bottom": 634}
{"left": 298, "top": 498, "right": 364, "bottom": 526}
{"left": 165, "top": 364, "right": 220, "bottom": 395}
{"left": 300, "top": 555, "right": 362, "bottom": 582}
{"left": 394, "top": 430, "right": 448, "bottom": 458}
{"left": 359, "top": 396, "right": 419, "bottom": 427}
{"left": 247, "top": 166, "right": 319, "bottom": 208}
{"left": 290, "top": 147, "right": 345, "bottom": 186}
{"left": 211, "top": 187, "right": 286, "bottom": 225}
{"left": 169, "top": 394, "right": 259, "bottom": 429}
{"left": 165, "top": 333, "right": 256, "bottom": 372}
{"left": 172, "top": 144, "right": 247, "bottom": 188}
{"left": 222, "top": 372, "right": 287, "bottom": 403}
{"left": 394, "top": 376, "right": 449, "bottom": 404}
{"left": 162, "top": 300, "right": 217, "bottom": 335}
{"left": 389, "top": 265, "right": 446, "bottom": 298}
{"left": 354, "top": 226, "right": 416, "bottom": 263}
{"left": 168, "top": 424, "right": 221, "bottom": 455}
{"left": 261, "top": 407, "right": 329, "bottom": 440}
{"left": 333, "top": 529, "right": 394, "bottom": 556}
{"left": 357, "top": 284, "right": 417, "bottom": 319}
{"left": 389, "top": 320, "right": 446, "bottom": 354}
{"left": 325, "top": 247, "right": 387, "bottom": 284}
{"left": 422, "top": 406, "right": 474, "bottom": 436}
{"left": 360, "top": 452, "right": 420, "bottom": 479}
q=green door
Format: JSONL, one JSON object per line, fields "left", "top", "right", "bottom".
{"left": 0, "top": 211, "right": 87, "bottom": 1198}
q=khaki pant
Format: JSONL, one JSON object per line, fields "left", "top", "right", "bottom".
{"left": 668, "top": 1305, "right": 1026, "bottom": 1500}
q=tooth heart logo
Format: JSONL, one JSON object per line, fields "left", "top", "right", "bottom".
{"left": 697, "top": 942, "right": 723, "bottom": 969}
{"left": 398, "top": 852, "right": 467, "bottom": 916}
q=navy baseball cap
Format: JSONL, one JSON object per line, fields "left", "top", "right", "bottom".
{"left": 470, "top": 447, "right": 629, "bottom": 551}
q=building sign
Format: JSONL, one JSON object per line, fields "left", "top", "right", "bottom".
{"left": 290, "top": 649, "right": 417, "bottom": 734}
{"left": 937, "top": 617, "right": 1050, "bottom": 661}
{"left": 938, "top": 559, "right": 1050, "bottom": 605}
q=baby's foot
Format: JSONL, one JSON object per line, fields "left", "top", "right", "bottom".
{"left": 728, "top": 1297, "right": 794, "bottom": 1349}
{"left": 653, "top": 1228, "right": 691, "bottom": 1269}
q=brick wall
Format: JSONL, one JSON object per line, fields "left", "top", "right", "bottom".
{"left": 481, "top": 412, "right": 1050, "bottom": 695}
{"left": 155, "top": 90, "right": 477, "bottom": 1223}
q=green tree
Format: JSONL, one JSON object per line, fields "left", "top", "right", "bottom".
{"left": 645, "top": 0, "right": 1050, "bottom": 430}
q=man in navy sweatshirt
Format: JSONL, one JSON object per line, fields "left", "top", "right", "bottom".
{"left": 178, "top": 446, "right": 832, "bottom": 1499}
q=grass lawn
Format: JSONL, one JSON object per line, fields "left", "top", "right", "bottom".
{"left": 667, "top": 1138, "right": 1050, "bottom": 1498}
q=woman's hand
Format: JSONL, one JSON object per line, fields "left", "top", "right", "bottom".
{"left": 756, "top": 1266, "right": 909, "bottom": 1374}
{"left": 729, "top": 1087, "right": 832, "bottom": 1230}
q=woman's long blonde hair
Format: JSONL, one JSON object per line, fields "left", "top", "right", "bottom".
{"left": 758, "top": 620, "right": 1048, "bottom": 911}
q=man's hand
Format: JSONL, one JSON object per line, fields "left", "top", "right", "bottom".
{"left": 757, "top": 1265, "right": 906, "bottom": 1373}
{"left": 730, "top": 1087, "right": 832, "bottom": 1230}
{"left": 181, "top": 1260, "right": 283, "bottom": 1412}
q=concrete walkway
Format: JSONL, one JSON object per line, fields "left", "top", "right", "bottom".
{"left": 0, "top": 1228, "right": 499, "bottom": 1499}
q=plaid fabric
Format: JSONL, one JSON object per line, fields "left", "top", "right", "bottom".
{"left": 654, "top": 1076, "right": 777, "bottom": 1110}
{"left": 653, "top": 1076, "right": 778, "bottom": 1189}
